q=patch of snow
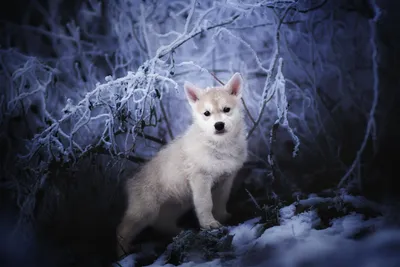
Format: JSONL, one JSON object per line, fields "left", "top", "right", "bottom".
{"left": 228, "top": 217, "right": 262, "bottom": 253}
{"left": 114, "top": 253, "right": 135, "bottom": 267}
{"left": 298, "top": 196, "right": 333, "bottom": 206}
{"left": 341, "top": 194, "right": 382, "bottom": 212}
{"left": 326, "top": 213, "right": 383, "bottom": 237}
{"left": 256, "top": 210, "right": 320, "bottom": 246}
{"left": 115, "top": 198, "right": 399, "bottom": 267}
{"left": 279, "top": 204, "right": 296, "bottom": 221}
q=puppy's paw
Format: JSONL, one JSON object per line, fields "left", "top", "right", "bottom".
{"left": 200, "top": 219, "right": 222, "bottom": 230}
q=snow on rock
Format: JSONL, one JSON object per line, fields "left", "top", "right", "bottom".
{"left": 326, "top": 213, "right": 384, "bottom": 238}
{"left": 232, "top": 206, "right": 396, "bottom": 267}
{"left": 114, "top": 195, "right": 400, "bottom": 267}
{"left": 229, "top": 217, "right": 262, "bottom": 251}
{"left": 297, "top": 195, "right": 333, "bottom": 206}
{"left": 256, "top": 210, "right": 320, "bottom": 247}
{"left": 279, "top": 204, "right": 296, "bottom": 221}
{"left": 113, "top": 254, "right": 135, "bottom": 267}
{"left": 148, "top": 259, "right": 222, "bottom": 267}
{"left": 341, "top": 194, "right": 382, "bottom": 212}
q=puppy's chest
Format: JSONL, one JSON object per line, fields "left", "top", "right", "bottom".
{"left": 202, "top": 145, "right": 246, "bottom": 176}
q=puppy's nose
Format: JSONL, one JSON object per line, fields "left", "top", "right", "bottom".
{"left": 214, "top": 122, "right": 225, "bottom": 131}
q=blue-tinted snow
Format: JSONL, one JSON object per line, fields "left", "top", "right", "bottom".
{"left": 115, "top": 197, "right": 399, "bottom": 267}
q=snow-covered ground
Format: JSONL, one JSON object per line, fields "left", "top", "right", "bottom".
{"left": 115, "top": 194, "right": 400, "bottom": 267}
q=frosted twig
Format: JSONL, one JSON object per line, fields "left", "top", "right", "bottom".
{"left": 183, "top": 0, "right": 197, "bottom": 34}
{"left": 156, "top": 14, "right": 240, "bottom": 58}
{"left": 245, "top": 188, "right": 262, "bottom": 210}
{"left": 140, "top": 3, "right": 151, "bottom": 57}
{"left": 246, "top": 5, "right": 293, "bottom": 140}
{"left": 159, "top": 99, "right": 174, "bottom": 140}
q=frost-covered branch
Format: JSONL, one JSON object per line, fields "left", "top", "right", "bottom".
{"left": 244, "top": 4, "right": 299, "bottom": 158}
{"left": 156, "top": 14, "right": 241, "bottom": 59}
{"left": 9, "top": 0, "right": 244, "bottom": 171}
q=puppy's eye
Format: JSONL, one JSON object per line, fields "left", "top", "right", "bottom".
{"left": 204, "top": 111, "right": 211, "bottom": 116}
{"left": 223, "top": 107, "right": 230, "bottom": 113}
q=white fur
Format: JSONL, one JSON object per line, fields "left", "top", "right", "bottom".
{"left": 116, "top": 73, "right": 248, "bottom": 256}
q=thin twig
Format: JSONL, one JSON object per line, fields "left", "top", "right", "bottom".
{"left": 159, "top": 99, "right": 174, "bottom": 140}
{"left": 245, "top": 188, "right": 262, "bottom": 210}
{"left": 263, "top": 0, "right": 328, "bottom": 13}
{"left": 246, "top": 5, "right": 292, "bottom": 140}
{"left": 79, "top": 143, "right": 148, "bottom": 164}
{"left": 140, "top": 133, "right": 166, "bottom": 145}
{"left": 241, "top": 98, "right": 256, "bottom": 124}
{"left": 246, "top": 93, "right": 275, "bottom": 139}
{"left": 209, "top": 71, "right": 225, "bottom": 85}
{"left": 157, "top": 14, "right": 240, "bottom": 58}
{"left": 338, "top": 0, "right": 380, "bottom": 188}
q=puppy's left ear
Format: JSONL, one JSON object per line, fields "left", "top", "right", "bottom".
{"left": 225, "top": 72, "right": 243, "bottom": 98}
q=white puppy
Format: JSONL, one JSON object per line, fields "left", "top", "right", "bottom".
{"left": 117, "top": 73, "right": 248, "bottom": 256}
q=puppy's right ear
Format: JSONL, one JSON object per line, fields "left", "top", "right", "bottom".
{"left": 184, "top": 81, "right": 201, "bottom": 104}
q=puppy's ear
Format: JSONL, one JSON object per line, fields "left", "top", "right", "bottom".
{"left": 225, "top": 72, "right": 243, "bottom": 98}
{"left": 184, "top": 81, "right": 202, "bottom": 104}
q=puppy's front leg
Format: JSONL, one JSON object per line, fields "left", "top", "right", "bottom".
{"left": 189, "top": 175, "right": 222, "bottom": 229}
{"left": 212, "top": 174, "right": 235, "bottom": 223}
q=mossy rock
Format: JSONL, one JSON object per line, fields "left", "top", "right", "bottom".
{"left": 294, "top": 195, "right": 382, "bottom": 231}
{"left": 164, "top": 228, "right": 235, "bottom": 265}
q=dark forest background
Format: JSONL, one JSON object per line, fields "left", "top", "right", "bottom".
{"left": 1, "top": 0, "right": 400, "bottom": 266}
